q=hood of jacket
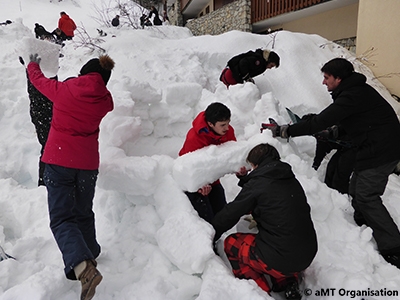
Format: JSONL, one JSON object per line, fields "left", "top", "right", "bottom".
{"left": 239, "top": 157, "right": 294, "bottom": 187}
{"left": 331, "top": 72, "right": 366, "bottom": 100}
{"left": 192, "top": 111, "right": 225, "bottom": 141}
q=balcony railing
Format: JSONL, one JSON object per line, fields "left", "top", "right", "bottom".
{"left": 251, "top": 0, "right": 326, "bottom": 23}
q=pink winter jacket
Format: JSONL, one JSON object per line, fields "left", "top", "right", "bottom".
{"left": 27, "top": 62, "right": 113, "bottom": 170}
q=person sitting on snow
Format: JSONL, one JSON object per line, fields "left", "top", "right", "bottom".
{"left": 179, "top": 102, "right": 246, "bottom": 223}
{"left": 212, "top": 143, "right": 317, "bottom": 300}
{"left": 220, "top": 49, "right": 280, "bottom": 88}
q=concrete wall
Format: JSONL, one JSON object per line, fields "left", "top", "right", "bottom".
{"left": 356, "top": 0, "right": 400, "bottom": 98}
{"left": 185, "top": 0, "right": 251, "bottom": 36}
{"left": 269, "top": 3, "right": 359, "bottom": 42}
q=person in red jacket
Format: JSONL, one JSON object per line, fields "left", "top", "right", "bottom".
{"left": 179, "top": 102, "right": 243, "bottom": 223}
{"left": 58, "top": 11, "right": 77, "bottom": 40}
{"left": 27, "top": 53, "right": 114, "bottom": 300}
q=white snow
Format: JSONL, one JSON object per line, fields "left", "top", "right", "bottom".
{"left": 0, "top": 0, "right": 400, "bottom": 299}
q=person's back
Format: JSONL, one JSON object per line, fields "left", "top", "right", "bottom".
{"left": 212, "top": 143, "right": 316, "bottom": 299}
{"left": 111, "top": 15, "right": 120, "bottom": 27}
{"left": 331, "top": 73, "right": 400, "bottom": 169}
{"left": 213, "top": 146, "right": 317, "bottom": 273}
{"left": 27, "top": 56, "right": 114, "bottom": 170}
{"left": 58, "top": 11, "right": 77, "bottom": 39}
{"left": 149, "top": 6, "right": 162, "bottom": 26}
{"left": 248, "top": 157, "right": 317, "bottom": 272}
{"left": 27, "top": 54, "right": 115, "bottom": 299}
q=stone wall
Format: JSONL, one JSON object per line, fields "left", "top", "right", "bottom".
{"left": 168, "top": 0, "right": 184, "bottom": 27}
{"left": 184, "top": 0, "right": 251, "bottom": 36}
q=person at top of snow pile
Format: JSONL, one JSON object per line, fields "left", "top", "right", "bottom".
{"left": 148, "top": 6, "right": 162, "bottom": 26}
{"left": 212, "top": 143, "right": 317, "bottom": 300}
{"left": 264, "top": 57, "right": 400, "bottom": 269}
{"left": 111, "top": 15, "right": 120, "bottom": 27}
{"left": 58, "top": 11, "right": 77, "bottom": 40}
{"left": 220, "top": 49, "right": 280, "bottom": 88}
{"left": 34, "top": 23, "right": 54, "bottom": 40}
{"left": 0, "top": 20, "right": 12, "bottom": 25}
{"left": 179, "top": 102, "right": 246, "bottom": 223}
{"left": 27, "top": 53, "right": 115, "bottom": 300}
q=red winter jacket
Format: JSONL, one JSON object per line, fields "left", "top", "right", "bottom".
{"left": 58, "top": 14, "right": 77, "bottom": 37}
{"left": 179, "top": 111, "right": 236, "bottom": 155}
{"left": 27, "top": 62, "right": 113, "bottom": 170}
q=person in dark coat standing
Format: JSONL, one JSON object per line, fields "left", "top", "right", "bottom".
{"left": 26, "top": 70, "right": 56, "bottom": 186}
{"left": 212, "top": 143, "right": 317, "bottom": 300}
{"left": 220, "top": 49, "right": 280, "bottom": 88}
{"left": 179, "top": 102, "right": 242, "bottom": 223}
{"left": 265, "top": 58, "right": 400, "bottom": 269}
{"left": 27, "top": 53, "right": 114, "bottom": 300}
{"left": 111, "top": 15, "right": 120, "bottom": 27}
{"left": 148, "top": 6, "right": 162, "bottom": 25}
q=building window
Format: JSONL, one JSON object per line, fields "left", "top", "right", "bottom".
{"left": 205, "top": 6, "right": 210, "bottom": 14}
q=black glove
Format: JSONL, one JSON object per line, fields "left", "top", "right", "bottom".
{"left": 29, "top": 53, "right": 41, "bottom": 64}
{"left": 301, "top": 113, "right": 317, "bottom": 121}
{"left": 314, "top": 125, "right": 339, "bottom": 140}
{"left": 261, "top": 118, "right": 289, "bottom": 138}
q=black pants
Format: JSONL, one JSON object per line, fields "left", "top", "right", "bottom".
{"left": 325, "top": 148, "right": 356, "bottom": 194}
{"left": 185, "top": 183, "right": 227, "bottom": 223}
{"left": 44, "top": 164, "right": 100, "bottom": 280}
{"left": 349, "top": 160, "right": 400, "bottom": 253}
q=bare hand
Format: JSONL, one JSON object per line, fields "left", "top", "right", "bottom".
{"left": 198, "top": 184, "right": 212, "bottom": 196}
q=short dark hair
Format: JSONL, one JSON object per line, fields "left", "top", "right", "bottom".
{"left": 204, "top": 102, "right": 231, "bottom": 125}
{"left": 246, "top": 143, "right": 280, "bottom": 166}
{"left": 321, "top": 58, "right": 354, "bottom": 79}
{"left": 267, "top": 51, "right": 280, "bottom": 67}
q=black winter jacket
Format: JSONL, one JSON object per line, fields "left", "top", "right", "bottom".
{"left": 227, "top": 49, "right": 267, "bottom": 83}
{"left": 212, "top": 157, "right": 317, "bottom": 274}
{"left": 288, "top": 73, "right": 400, "bottom": 171}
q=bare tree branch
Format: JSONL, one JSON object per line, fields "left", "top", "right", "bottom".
{"left": 73, "top": 25, "right": 106, "bottom": 54}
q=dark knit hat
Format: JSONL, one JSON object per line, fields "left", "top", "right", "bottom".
{"left": 263, "top": 50, "right": 280, "bottom": 68}
{"left": 80, "top": 55, "right": 115, "bottom": 85}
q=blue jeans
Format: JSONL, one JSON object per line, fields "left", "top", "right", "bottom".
{"left": 44, "top": 164, "right": 100, "bottom": 280}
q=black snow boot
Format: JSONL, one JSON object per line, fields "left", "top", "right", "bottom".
{"left": 285, "top": 281, "right": 302, "bottom": 300}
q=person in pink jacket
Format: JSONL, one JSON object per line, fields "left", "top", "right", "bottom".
{"left": 27, "top": 53, "right": 114, "bottom": 300}
{"left": 58, "top": 11, "right": 77, "bottom": 39}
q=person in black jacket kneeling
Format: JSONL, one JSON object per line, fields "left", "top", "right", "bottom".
{"left": 212, "top": 143, "right": 317, "bottom": 300}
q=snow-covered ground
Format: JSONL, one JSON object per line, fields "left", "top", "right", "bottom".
{"left": 1, "top": 0, "right": 400, "bottom": 299}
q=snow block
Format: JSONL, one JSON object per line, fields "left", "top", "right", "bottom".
{"left": 19, "top": 37, "right": 60, "bottom": 78}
